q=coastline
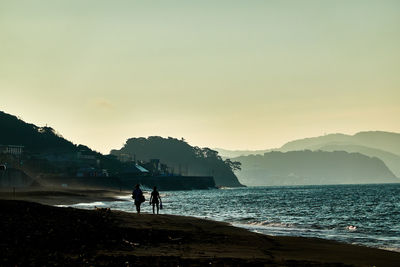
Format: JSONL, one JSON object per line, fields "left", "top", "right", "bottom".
{"left": 1, "top": 192, "right": 400, "bottom": 266}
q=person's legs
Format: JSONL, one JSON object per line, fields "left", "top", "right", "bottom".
{"left": 136, "top": 203, "right": 140, "bottom": 214}
{"left": 156, "top": 203, "right": 159, "bottom": 214}
{"left": 152, "top": 203, "right": 155, "bottom": 214}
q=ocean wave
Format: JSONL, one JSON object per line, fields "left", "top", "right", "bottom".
{"left": 378, "top": 246, "right": 400, "bottom": 253}
{"left": 115, "top": 195, "right": 132, "bottom": 200}
{"left": 247, "top": 221, "right": 295, "bottom": 228}
{"left": 72, "top": 201, "right": 106, "bottom": 207}
{"left": 56, "top": 184, "right": 400, "bottom": 253}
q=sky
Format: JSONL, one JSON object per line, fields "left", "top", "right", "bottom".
{"left": 1, "top": 0, "right": 399, "bottom": 154}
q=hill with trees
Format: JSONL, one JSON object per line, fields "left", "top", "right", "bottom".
{"left": 0, "top": 111, "right": 77, "bottom": 153}
{"left": 0, "top": 111, "right": 242, "bottom": 187}
{"left": 0, "top": 110, "right": 123, "bottom": 178}
{"left": 233, "top": 150, "right": 399, "bottom": 186}
{"left": 110, "top": 137, "right": 243, "bottom": 187}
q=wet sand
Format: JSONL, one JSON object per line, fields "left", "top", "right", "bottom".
{"left": 1, "top": 198, "right": 400, "bottom": 266}
{"left": 0, "top": 188, "right": 128, "bottom": 205}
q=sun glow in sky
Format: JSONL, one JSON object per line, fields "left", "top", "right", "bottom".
{"left": 1, "top": 0, "right": 399, "bottom": 153}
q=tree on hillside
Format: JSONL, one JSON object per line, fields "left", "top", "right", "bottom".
{"left": 224, "top": 159, "right": 242, "bottom": 171}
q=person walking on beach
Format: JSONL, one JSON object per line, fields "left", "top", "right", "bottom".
{"left": 149, "top": 186, "right": 162, "bottom": 214}
{"left": 132, "top": 184, "right": 144, "bottom": 214}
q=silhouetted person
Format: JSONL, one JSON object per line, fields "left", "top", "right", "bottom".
{"left": 149, "top": 186, "right": 162, "bottom": 214}
{"left": 132, "top": 184, "right": 144, "bottom": 214}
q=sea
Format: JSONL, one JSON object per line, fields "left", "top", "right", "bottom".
{"left": 66, "top": 183, "right": 400, "bottom": 252}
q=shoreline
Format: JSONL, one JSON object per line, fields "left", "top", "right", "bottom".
{"left": 2, "top": 188, "right": 400, "bottom": 265}
{"left": 3, "top": 188, "right": 399, "bottom": 254}
{"left": 65, "top": 198, "right": 400, "bottom": 254}
{"left": 1, "top": 199, "right": 400, "bottom": 266}
{"left": 0, "top": 188, "right": 130, "bottom": 205}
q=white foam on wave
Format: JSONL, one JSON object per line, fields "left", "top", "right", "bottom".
{"left": 72, "top": 201, "right": 106, "bottom": 207}
{"left": 266, "top": 222, "right": 295, "bottom": 228}
{"left": 218, "top": 187, "right": 237, "bottom": 190}
{"left": 248, "top": 221, "right": 295, "bottom": 228}
{"left": 378, "top": 246, "right": 400, "bottom": 253}
{"left": 346, "top": 225, "right": 357, "bottom": 231}
{"left": 115, "top": 195, "right": 132, "bottom": 200}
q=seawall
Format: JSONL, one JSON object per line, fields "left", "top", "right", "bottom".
{"left": 36, "top": 175, "right": 216, "bottom": 191}
{"left": 118, "top": 175, "right": 216, "bottom": 190}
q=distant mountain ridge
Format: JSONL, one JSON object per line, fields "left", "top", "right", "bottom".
{"left": 278, "top": 131, "right": 400, "bottom": 177}
{"left": 233, "top": 150, "right": 398, "bottom": 186}
{"left": 215, "top": 131, "right": 400, "bottom": 178}
{"left": 317, "top": 144, "right": 400, "bottom": 178}
{"left": 213, "top": 148, "right": 272, "bottom": 159}
{"left": 279, "top": 131, "right": 400, "bottom": 156}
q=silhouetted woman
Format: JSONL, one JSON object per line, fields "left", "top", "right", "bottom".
{"left": 149, "top": 186, "right": 162, "bottom": 214}
{"left": 132, "top": 184, "right": 144, "bottom": 214}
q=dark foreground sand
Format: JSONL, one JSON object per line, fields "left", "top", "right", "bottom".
{"left": 1, "top": 199, "right": 400, "bottom": 266}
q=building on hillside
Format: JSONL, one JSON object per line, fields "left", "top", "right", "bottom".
{"left": 142, "top": 159, "right": 170, "bottom": 175}
{"left": 76, "top": 167, "right": 109, "bottom": 177}
{"left": 77, "top": 151, "right": 97, "bottom": 160}
{"left": 119, "top": 164, "right": 149, "bottom": 177}
{"left": 149, "top": 159, "right": 161, "bottom": 171}
{"left": 36, "top": 152, "right": 76, "bottom": 162}
{"left": 0, "top": 145, "right": 24, "bottom": 156}
{"left": 117, "top": 153, "right": 133, "bottom": 162}
{"left": 77, "top": 150, "right": 99, "bottom": 166}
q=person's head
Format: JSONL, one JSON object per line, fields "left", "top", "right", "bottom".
{"left": 135, "top": 184, "right": 140, "bottom": 189}
{"left": 153, "top": 186, "right": 157, "bottom": 191}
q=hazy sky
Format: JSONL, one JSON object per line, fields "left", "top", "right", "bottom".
{"left": 1, "top": 1, "right": 399, "bottom": 153}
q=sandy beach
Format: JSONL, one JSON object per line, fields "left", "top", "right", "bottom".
{"left": 1, "top": 192, "right": 400, "bottom": 266}
{"left": 0, "top": 188, "right": 129, "bottom": 205}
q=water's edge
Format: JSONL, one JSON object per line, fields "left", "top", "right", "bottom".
{"left": 59, "top": 184, "right": 400, "bottom": 253}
